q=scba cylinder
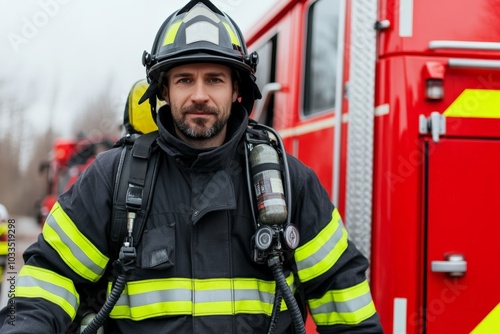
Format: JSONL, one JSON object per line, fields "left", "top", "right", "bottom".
{"left": 249, "top": 144, "right": 287, "bottom": 225}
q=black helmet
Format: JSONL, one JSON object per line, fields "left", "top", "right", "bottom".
{"left": 140, "top": 0, "right": 261, "bottom": 116}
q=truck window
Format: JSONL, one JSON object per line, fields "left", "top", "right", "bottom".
{"left": 254, "top": 35, "right": 277, "bottom": 126}
{"left": 303, "top": 0, "right": 340, "bottom": 116}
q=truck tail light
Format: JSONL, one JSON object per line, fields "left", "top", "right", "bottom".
{"left": 426, "top": 79, "right": 444, "bottom": 100}
{"left": 423, "top": 62, "right": 446, "bottom": 101}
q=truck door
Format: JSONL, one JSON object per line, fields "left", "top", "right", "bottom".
{"left": 424, "top": 136, "right": 500, "bottom": 333}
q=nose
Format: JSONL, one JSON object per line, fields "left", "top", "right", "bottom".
{"left": 191, "top": 79, "right": 209, "bottom": 104}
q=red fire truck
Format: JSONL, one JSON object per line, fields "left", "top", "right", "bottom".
{"left": 245, "top": 0, "right": 500, "bottom": 333}
{"left": 37, "top": 136, "right": 114, "bottom": 226}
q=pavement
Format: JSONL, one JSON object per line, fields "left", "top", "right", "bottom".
{"left": 0, "top": 215, "right": 41, "bottom": 308}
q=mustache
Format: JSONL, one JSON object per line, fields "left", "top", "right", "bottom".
{"left": 181, "top": 104, "right": 218, "bottom": 114}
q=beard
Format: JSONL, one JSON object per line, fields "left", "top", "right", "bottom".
{"left": 174, "top": 103, "right": 230, "bottom": 141}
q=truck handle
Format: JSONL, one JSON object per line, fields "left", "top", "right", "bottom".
{"left": 431, "top": 254, "right": 467, "bottom": 277}
{"left": 448, "top": 58, "right": 500, "bottom": 70}
{"left": 429, "top": 40, "right": 500, "bottom": 51}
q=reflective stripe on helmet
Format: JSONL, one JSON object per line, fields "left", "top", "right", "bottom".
{"left": 16, "top": 265, "right": 80, "bottom": 319}
{"left": 185, "top": 21, "right": 220, "bottom": 45}
{"left": 109, "top": 275, "right": 294, "bottom": 320}
{"left": 294, "top": 209, "right": 349, "bottom": 282}
{"left": 162, "top": 6, "right": 240, "bottom": 49}
{"left": 163, "top": 20, "right": 182, "bottom": 46}
{"left": 308, "top": 280, "right": 377, "bottom": 325}
{"left": 42, "top": 202, "right": 109, "bottom": 282}
{"left": 222, "top": 21, "right": 241, "bottom": 47}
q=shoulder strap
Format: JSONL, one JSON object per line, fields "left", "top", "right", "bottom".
{"left": 110, "top": 131, "right": 160, "bottom": 257}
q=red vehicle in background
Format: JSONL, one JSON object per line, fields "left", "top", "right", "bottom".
{"left": 36, "top": 78, "right": 154, "bottom": 227}
{"left": 37, "top": 136, "right": 114, "bottom": 226}
{"left": 244, "top": 0, "right": 500, "bottom": 333}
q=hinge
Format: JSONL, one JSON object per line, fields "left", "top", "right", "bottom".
{"left": 419, "top": 112, "right": 446, "bottom": 142}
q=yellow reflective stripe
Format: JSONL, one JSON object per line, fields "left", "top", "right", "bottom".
{"left": 471, "top": 303, "right": 500, "bottom": 334}
{"left": 311, "top": 300, "right": 376, "bottom": 325}
{"left": 444, "top": 89, "right": 500, "bottom": 118}
{"left": 110, "top": 276, "right": 293, "bottom": 320}
{"left": 16, "top": 265, "right": 79, "bottom": 319}
{"left": 42, "top": 202, "right": 109, "bottom": 282}
{"left": 309, "top": 280, "right": 376, "bottom": 325}
{"left": 295, "top": 209, "right": 348, "bottom": 282}
{"left": 222, "top": 21, "right": 240, "bottom": 46}
{"left": 163, "top": 20, "right": 183, "bottom": 46}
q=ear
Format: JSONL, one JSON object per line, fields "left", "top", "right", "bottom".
{"left": 162, "top": 85, "right": 170, "bottom": 104}
{"left": 232, "top": 80, "right": 239, "bottom": 103}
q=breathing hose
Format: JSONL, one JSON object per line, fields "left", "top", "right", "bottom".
{"left": 269, "top": 256, "right": 306, "bottom": 334}
{"left": 81, "top": 212, "right": 138, "bottom": 334}
{"left": 80, "top": 274, "right": 127, "bottom": 334}
{"left": 266, "top": 288, "right": 283, "bottom": 334}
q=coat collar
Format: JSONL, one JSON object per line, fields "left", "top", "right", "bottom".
{"left": 156, "top": 102, "right": 248, "bottom": 171}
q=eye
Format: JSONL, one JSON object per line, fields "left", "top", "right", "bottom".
{"left": 208, "top": 77, "right": 224, "bottom": 83}
{"left": 176, "top": 77, "right": 191, "bottom": 84}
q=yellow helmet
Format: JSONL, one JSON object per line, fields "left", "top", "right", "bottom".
{"left": 123, "top": 79, "right": 160, "bottom": 135}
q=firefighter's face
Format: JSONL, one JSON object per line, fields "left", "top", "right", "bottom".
{"left": 162, "top": 63, "right": 238, "bottom": 148}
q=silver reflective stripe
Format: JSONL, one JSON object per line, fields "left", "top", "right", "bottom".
{"left": 115, "top": 287, "right": 277, "bottom": 307}
{"left": 296, "top": 216, "right": 345, "bottom": 271}
{"left": 115, "top": 288, "right": 192, "bottom": 307}
{"left": 17, "top": 275, "right": 79, "bottom": 311}
{"left": 186, "top": 21, "right": 219, "bottom": 45}
{"left": 310, "top": 290, "right": 373, "bottom": 315}
{"left": 46, "top": 214, "right": 105, "bottom": 279}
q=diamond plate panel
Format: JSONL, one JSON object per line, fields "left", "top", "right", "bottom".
{"left": 345, "top": 0, "right": 378, "bottom": 264}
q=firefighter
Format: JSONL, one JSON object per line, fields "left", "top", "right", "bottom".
{"left": 0, "top": 1, "right": 382, "bottom": 333}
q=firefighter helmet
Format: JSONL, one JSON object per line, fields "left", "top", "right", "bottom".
{"left": 139, "top": 0, "right": 261, "bottom": 114}
{"left": 123, "top": 79, "right": 160, "bottom": 135}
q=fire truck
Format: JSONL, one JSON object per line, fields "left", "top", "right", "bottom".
{"left": 244, "top": 0, "right": 500, "bottom": 333}
{"left": 37, "top": 136, "right": 114, "bottom": 226}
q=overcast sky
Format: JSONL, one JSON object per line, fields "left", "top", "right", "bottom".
{"left": 0, "top": 0, "right": 279, "bottom": 138}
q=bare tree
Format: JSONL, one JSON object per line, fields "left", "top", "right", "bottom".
{"left": 0, "top": 93, "right": 25, "bottom": 214}
{"left": 18, "top": 127, "right": 56, "bottom": 217}
{"left": 71, "top": 81, "right": 123, "bottom": 142}
{"left": 0, "top": 79, "right": 122, "bottom": 218}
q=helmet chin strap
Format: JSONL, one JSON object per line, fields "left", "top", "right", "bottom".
{"left": 148, "top": 95, "right": 158, "bottom": 125}
{"left": 139, "top": 80, "right": 157, "bottom": 105}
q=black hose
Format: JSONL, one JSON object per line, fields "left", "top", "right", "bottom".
{"left": 269, "top": 260, "right": 305, "bottom": 334}
{"left": 81, "top": 274, "right": 127, "bottom": 334}
{"left": 266, "top": 289, "right": 282, "bottom": 334}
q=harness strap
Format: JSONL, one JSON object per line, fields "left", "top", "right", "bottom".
{"left": 110, "top": 131, "right": 160, "bottom": 256}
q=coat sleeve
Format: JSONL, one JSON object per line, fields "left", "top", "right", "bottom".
{"left": 0, "top": 148, "right": 121, "bottom": 333}
{"left": 289, "top": 156, "right": 383, "bottom": 333}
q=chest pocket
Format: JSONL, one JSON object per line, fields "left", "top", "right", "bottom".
{"left": 137, "top": 222, "right": 175, "bottom": 270}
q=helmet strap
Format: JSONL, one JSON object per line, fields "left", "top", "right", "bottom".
{"left": 149, "top": 96, "right": 157, "bottom": 125}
